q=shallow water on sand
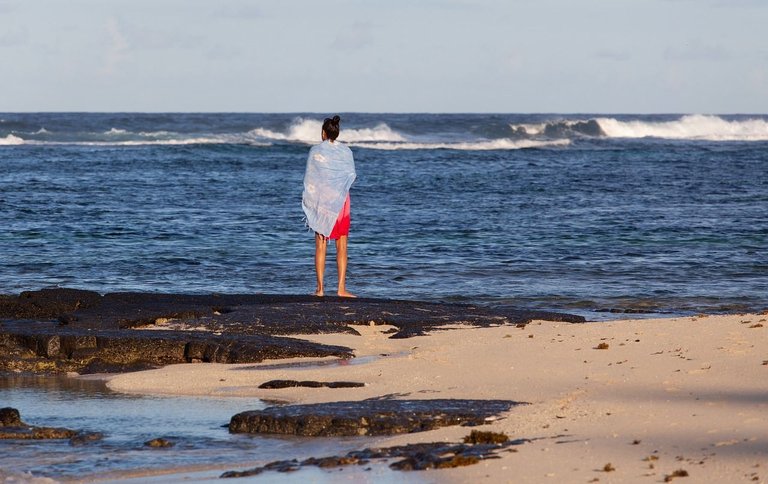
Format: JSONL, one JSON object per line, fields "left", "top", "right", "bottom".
{"left": 0, "top": 375, "right": 415, "bottom": 482}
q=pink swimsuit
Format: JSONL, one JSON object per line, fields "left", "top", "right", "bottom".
{"left": 328, "top": 193, "right": 351, "bottom": 240}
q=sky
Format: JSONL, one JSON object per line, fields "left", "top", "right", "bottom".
{"left": 1, "top": 0, "right": 766, "bottom": 113}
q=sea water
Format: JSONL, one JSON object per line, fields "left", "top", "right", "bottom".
{"left": 1, "top": 113, "right": 766, "bottom": 317}
{"left": 0, "top": 376, "right": 417, "bottom": 482}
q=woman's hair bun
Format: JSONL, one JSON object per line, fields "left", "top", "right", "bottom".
{"left": 322, "top": 115, "right": 342, "bottom": 141}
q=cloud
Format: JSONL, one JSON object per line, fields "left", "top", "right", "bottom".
{"left": 214, "top": 3, "right": 263, "bottom": 19}
{"left": 129, "top": 27, "right": 206, "bottom": 50}
{"left": 331, "top": 22, "right": 375, "bottom": 51}
{"left": 595, "top": 49, "right": 632, "bottom": 62}
{"left": 205, "top": 43, "right": 242, "bottom": 61}
{"left": 0, "top": 0, "right": 19, "bottom": 14}
{"left": 0, "top": 26, "right": 27, "bottom": 47}
{"left": 664, "top": 41, "right": 731, "bottom": 62}
{"left": 662, "top": 0, "right": 767, "bottom": 6}
{"left": 101, "top": 17, "right": 129, "bottom": 76}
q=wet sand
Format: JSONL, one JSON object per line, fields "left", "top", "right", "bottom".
{"left": 107, "top": 313, "right": 768, "bottom": 483}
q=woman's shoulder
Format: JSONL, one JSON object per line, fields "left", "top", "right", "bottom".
{"left": 335, "top": 141, "right": 353, "bottom": 154}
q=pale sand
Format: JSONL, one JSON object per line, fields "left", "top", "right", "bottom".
{"left": 106, "top": 314, "right": 768, "bottom": 483}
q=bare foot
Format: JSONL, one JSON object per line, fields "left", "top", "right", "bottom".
{"left": 314, "top": 289, "right": 324, "bottom": 297}
{"left": 337, "top": 290, "right": 356, "bottom": 298}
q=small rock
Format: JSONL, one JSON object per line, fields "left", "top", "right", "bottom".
{"left": 70, "top": 432, "right": 104, "bottom": 446}
{"left": 463, "top": 430, "right": 509, "bottom": 444}
{"left": 664, "top": 469, "right": 689, "bottom": 481}
{"left": 144, "top": 438, "right": 174, "bottom": 448}
{"left": 0, "top": 407, "right": 22, "bottom": 426}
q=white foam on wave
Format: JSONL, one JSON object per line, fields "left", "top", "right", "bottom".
{"left": 0, "top": 134, "right": 25, "bottom": 145}
{"left": 138, "top": 130, "right": 174, "bottom": 137}
{"left": 249, "top": 118, "right": 406, "bottom": 144}
{"left": 510, "top": 123, "right": 547, "bottom": 136}
{"left": 1, "top": 136, "right": 270, "bottom": 147}
{"left": 596, "top": 115, "right": 768, "bottom": 141}
{"left": 349, "top": 138, "right": 570, "bottom": 151}
{"left": 62, "top": 137, "right": 271, "bottom": 147}
{"left": 104, "top": 128, "right": 128, "bottom": 135}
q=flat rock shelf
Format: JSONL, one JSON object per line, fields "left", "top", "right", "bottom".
{"left": 0, "top": 288, "right": 585, "bottom": 374}
{"left": 229, "top": 398, "right": 523, "bottom": 437}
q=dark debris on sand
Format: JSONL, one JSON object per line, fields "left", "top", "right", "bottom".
{"left": 0, "top": 288, "right": 585, "bottom": 375}
{"left": 221, "top": 435, "right": 528, "bottom": 477}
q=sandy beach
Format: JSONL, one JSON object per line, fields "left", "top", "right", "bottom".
{"left": 106, "top": 313, "right": 768, "bottom": 483}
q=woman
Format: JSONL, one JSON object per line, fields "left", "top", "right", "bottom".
{"left": 302, "top": 115, "right": 356, "bottom": 297}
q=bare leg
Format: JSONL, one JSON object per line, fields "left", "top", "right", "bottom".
{"left": 335, "top": 235, "right": 356, "bottom": 297}
{"left": 314, "top": 233, "right": 327, "bottom": 296}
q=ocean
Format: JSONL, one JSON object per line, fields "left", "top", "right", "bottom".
{"left": 1, "top": 113, "right": 768, "bottom": 480}
{"left": 1, "top": 113, "right": 767, "bottom": 318}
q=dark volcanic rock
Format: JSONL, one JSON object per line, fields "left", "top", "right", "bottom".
{"left": 0, "top": 288, "right": 585, "bottom": 375}
{"left": 144, "top": 437, "right": 175, "bottom": 448}
{"left": 1, "top": 289, "right": 585, "bottom": 336}
{"left": 222, "top": 437, "right": 529, "bottom": 477}
{"left": 0, "top": 407, "right": 80, "bottom": 440}
{"left": 463, "top": 430, "right": 509, "bottom": 444}
{"left": 0, "top": 407, "right": 22, "bottom": 426}
{"left": 0, "top": 319, "right": 352, "bottom": 375}
{"left": 0, "top": 288, "right": 102, "bottom": 320}
{"left": 229, "top": 398, "right": 522, "bottom": 437}
{"left": 69, "top": 431, "right": 104, "bottom": 446}
{"left": 258, "top": 380, "right": 365, "bottom": 389}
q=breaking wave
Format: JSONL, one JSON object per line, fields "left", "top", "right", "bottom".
{"left": 510, "top": 115, "right": 768, "bottom": 141}
{"left": 350, "top": 138, "right": 570, "bottom": 151}
{"left": 0, "top": 134, "right": 25, "bottom": 145}
{"left": 251, "top": 118, "right": 564, "bottom": 150}
{"left": 596, "top": 115, "right": 768, "bottom": 141}
{"left": 250, "top": 118, "right": 405, "bottom": 143}
{"left": 5, "top": 114, "right": 765, "bottom": 149}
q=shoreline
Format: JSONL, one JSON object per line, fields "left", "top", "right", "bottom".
{"left": 105, "top": 313, "right": 768, "bottom": 482}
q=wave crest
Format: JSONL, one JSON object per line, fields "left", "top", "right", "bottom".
{"left": 511, "top": 115, "right": 768, "bottom": 141}
{"left": 249, "top": 118, "right": 406, "bottom": 143}
{"left": 350, "top": 139, "right": 570, "bottom": 151}
{"left": 0, "top": 134, "right": 24, "bottom": 145}
{"left": 596, "top": 115, "right": 768, "bottom": 141}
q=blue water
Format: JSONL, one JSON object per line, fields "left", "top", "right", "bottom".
{"left": 1, "top": 113, "right": 767, "bottom": 317}
{"left": 0, "top": 376, "right": 411, "bottom": 482}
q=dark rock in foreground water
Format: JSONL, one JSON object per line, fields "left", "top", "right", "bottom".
{"left": 0, "top": 407, "right": 80, "bottom": 440}
{"left": 0, "top": 407, "right": 22, "bottom": 426}
{"left": 144, "top": 437, "right": 175, "bottom": 448}
{"left": 221, "top": 435, "right": 529, "bottom": 477}
{"left": 229, "top": 398, "right": 522, "bottom": 437}
{"left": 1, "top": 288, "right": 585, "bottom": 375}
{"left": 69, "top": 431, "right": 104, "bottom": 446}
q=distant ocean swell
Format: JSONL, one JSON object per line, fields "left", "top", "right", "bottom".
{"left": 3, "top": 114, "right": 767, "bottom": 149}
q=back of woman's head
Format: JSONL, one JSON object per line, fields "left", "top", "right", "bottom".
{"left": 322, "top": 115, "right": 341, "bottom": 141}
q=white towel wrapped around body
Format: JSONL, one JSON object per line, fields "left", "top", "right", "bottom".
{"left": 302, "top": 140, "right": 356, "bottom": 237}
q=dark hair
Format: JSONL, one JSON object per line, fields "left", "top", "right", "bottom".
{"left": 322, "top": 115, "right": 341, "bottom": 141}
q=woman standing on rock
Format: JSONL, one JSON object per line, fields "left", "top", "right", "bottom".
{"left": 302, "top": 115, "right": 356, "bottom": 297}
